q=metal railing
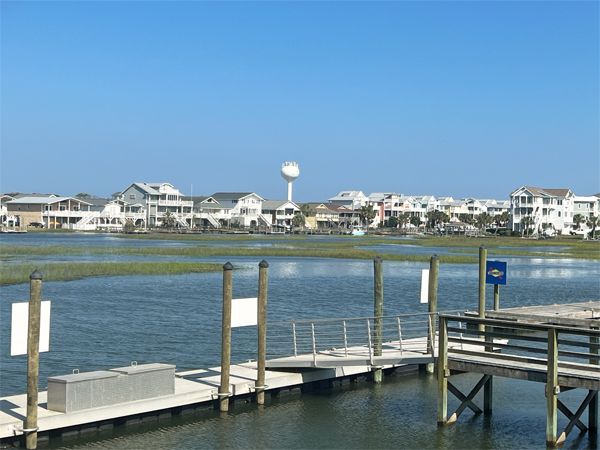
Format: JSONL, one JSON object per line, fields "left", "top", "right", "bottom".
{"left": 266, "top": 311, "right": 466, "bottom": 364}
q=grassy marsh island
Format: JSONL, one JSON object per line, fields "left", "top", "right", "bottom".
{"left": 0, "top": 261, "right": 223, "bottom": 286}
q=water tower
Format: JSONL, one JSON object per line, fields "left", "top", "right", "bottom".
{"left": 281, "top": 162, "right": 299, "bottom": 202}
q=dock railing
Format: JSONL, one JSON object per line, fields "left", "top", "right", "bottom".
{"left": 266, "top": 311, "right": 466, "bottom": 365}
{"left": 437, "top": 314, "right": 599, "bottom": 446}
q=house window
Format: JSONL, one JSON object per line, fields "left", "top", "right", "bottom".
{"left": 45, "top": 205, "right": 51, "bottom": 211}
{"left": 130, "top": 194, "right": 136, "bottom": 199}
{"left": 73, "top": 206, "right": 79, "bottom": 211}
{"left": 60, "top": 205, "right": 66, "bottom": 211}
{"left": 558, "top": 211, "right": 561, "bottom": 217}
{"left": 558, "top": 200, "right": 562, "bottom": 205}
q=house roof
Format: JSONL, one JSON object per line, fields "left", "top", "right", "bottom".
{"left": 511, "top": 186, "right": 572, "bottom": 198}
{"left": 4, "top": 192, "right": 59, "bottom": 199}
{"left": 328, "top": 191, "right": 366, "bottom": 201}
{"left": 210, "top": 192, "right": 264, "bottom": 202}
{"left": 262, "top": 200, "right": 298, "bottom": 210}
{"left": 7, "top": 196, "right": 92, "bottom": 205}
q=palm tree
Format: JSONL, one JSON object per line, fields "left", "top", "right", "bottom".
{"left": 358, "top": 205, "right": 376, "bottom": 232}
{"left": 459, "top": 213, "right": 473, "bottom": 225}
{"left": 398, "top": 213, "right": 410, "bottom": 232}
{"left": 426, "top": 210, "right": 449, "bottom": 229}
{"left": 161, "top": 211, "right": 176, "bottom": 229}
{"left": 292, "top": 213, "right": 305, "bottom": 232}
{"left": 586, "top": 214, "right": 598, "bottom": 239}
{"left": 520, "top": 216, "right": 533, "bottom": 236}
{"left": 573, "top": 214, "right": 585, "bottom": 230}
{"left": 476, "top": 212, "right": 493, "bottom": 232}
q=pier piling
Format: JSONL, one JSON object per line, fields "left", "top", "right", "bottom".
{"left": 478, "top": 245, "right": 487, "bottom": 334}
{"left": 373, "top": 257, "right": 383, "bottom": 383}
{"left": 426, "top": 255, "right": 439, "bottom": 373}
{"left": 219, "top": 262, "right": 233, "bottom": 412}
{"left": 257, "top": 260, "right": 269, "bottom": 405}
{"left": 26, "top": 270, "right": 43, "bottom": 450}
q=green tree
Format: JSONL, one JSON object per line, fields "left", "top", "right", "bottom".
{"left": 292, "top": 212, "right": 306, "bottom": 231}
{"left": 496, "top": 211, "right": 511, "bottom": 227}
{"left": 398, "top": 213, "right": 410, "bottom": 232}
{"left": 387, "top": 216, "right": 398, "bottom": 229}
{"left": 476, "top": 212, "right": 493, "bottom": 231}
{"left": 122, "top": 219, "right": 136, "bottom": 233}
{"left": 586, "top": 214, "right": 598, "bottom": 239}
{"left": 358, "top": 205, "right": 377, "bottom": 232}
{"left": 410, "top": 215, "right": 422, "bottom": 229}
{"left": 520, "top": 216, "right": 533, "bottom": 236}
{"left": 459, "top": 213, "right": 473, "bottom": 225}
{"left": 75, "top": 193, "right": 91, "bottom": 199}
{"left": 161, "top": 211, "right": 176, "bottom": 229}
{"left": 426, "top": 210, "right": 449, "bottom": 229}
{"left": 573, "top": 214, "right": 585, "bottom": 229}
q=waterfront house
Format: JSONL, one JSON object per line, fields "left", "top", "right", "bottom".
{"left": 184, "top": 196, "right": 232, "bottom": 228}
{"left": 119, "top": 183, "right": 193, "bottom": 228}
{"left": 303, "top": 203, "right": 340, "bottom": 230}
{"left": 261, "top": 200, "right": 301, "bottom": 230}
{"left": 509, "top": 186, "right": 574, "bottom": 234}
{"left": 6, "top": 196, "right": 93, "bottom": 229}
{"left": 209, "top": 192, "right": 267, "bottom": 229}
{"left": 328, "top": 191, "right": 368, "bottom": 210}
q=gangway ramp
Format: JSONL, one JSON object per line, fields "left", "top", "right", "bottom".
{"left": 265, "top": 312, "right": 487, "bottom": 369}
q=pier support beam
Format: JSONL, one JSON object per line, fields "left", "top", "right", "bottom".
{"left": 478, "top": 245, "right": 486, "bottom": 334}
{"left": 219, "top": 262, "right": 233, "bottom": 412}
{"left": 437, "top": 316, "right": 448, "bottom": 425}
{"left": 257, "top": 260, "right": 269, "bottom": 405}
{"left": 426, "top": 255, "right": 439, "bottom": 374}
{"left": 26, "top": 270, "right": 43, "bottom": 450}
{"left": 373, "top": 256, "right": 383, "bottom": 383}
{"left": 546, "top": 328, "right": 559, "bottom": 446}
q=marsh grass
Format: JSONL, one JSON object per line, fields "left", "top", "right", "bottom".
{"left": 1, "top": 261, "right": 223, "bottom": 286}
{"left": 0, "top": 244, "right": 477, "bottom": 264}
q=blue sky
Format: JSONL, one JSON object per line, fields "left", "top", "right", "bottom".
{"left": 2, "top": 1, "right": 598, "bottom": 201}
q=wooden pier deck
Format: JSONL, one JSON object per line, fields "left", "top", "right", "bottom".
{"left": 437, "top": 302, "right": 599, "bottom": 447}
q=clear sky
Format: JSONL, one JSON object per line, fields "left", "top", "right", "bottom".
{"left": 2, "top": 1, "right": 598, "bottom": 202}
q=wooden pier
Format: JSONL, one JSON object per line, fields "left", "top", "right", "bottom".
{"left": 437, "top": 301, "right": 599, "bottom": 447}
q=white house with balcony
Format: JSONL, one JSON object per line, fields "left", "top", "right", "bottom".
{"left": 262, "top": 200, "right": 301, "bottom": 230}
{"left": 510, "top": 186, "right": 574, "bottom": 235}
{"left": 5, "top": 196, "right": 94, "bottom": 229}
{"left": 328, "top": 191, "right": 368, "bottom": 210}
{"left": 572, "top": 195, "right": 600, "bottom": 230}
{"left": 210, "top": 192, "right": 268, "bottom": 229}
{"left": 184, "top": 196, "right": 232, "bottom": 228}
{"left": 119, "top": 183, "right": 193, "bottom": 228}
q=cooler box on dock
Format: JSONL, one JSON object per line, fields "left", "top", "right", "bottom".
{"left": 47, "top": 363, "right": 176, "bottom": 413}
{"left": 47, "top": 371, "right": 121, "bottom": 413}
{"left": 109, "top": 363, "right": 175, "bottom": 403}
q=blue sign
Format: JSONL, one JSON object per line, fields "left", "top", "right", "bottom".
{"left": 486, "top": 261, "right": 507, "bottom": 285}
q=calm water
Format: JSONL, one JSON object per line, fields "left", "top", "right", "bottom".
{"left": 1, "top": 233, "right": 598, "bottom": 449}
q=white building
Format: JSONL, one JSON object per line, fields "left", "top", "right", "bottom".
{"left": 510, "top": 186, "right": 574, "bottom": 234}
{"left": 328, "top": 191, "right": 368, "bottom": 210}
{"left": 210, "top": 192, "right": 269, "bottom": 228}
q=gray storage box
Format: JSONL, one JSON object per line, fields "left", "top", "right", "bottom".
{"left": 47, "top": 363, "right": 176, "bottom": 413}
{"left": 47, "top": 371, "right": 121, "bottom": 413}
{"left": 109, "top": 363, "right": 175, "bottom": 403}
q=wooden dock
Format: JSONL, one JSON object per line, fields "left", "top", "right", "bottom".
{"left": 437, "top": 301, "right": 599, "bottom": 447}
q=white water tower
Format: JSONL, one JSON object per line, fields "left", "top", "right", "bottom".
{"left": 281, "top": 162, "right": 299, "bottom": 202}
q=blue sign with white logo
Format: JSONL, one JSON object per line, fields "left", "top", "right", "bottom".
{"left": 486, "top": 261, "right": 507, "bottom": 285}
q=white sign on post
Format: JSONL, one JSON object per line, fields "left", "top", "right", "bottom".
{"left": 420, "top": 269, "right": 429, "bottom": 304}
{"left": 11, "top": 301, "right": 51, "bottom": 356}
{"left": 231, "top": 297, "right": 258, "bottom": 328}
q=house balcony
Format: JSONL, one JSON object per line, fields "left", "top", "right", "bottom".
{"left": 158, "top": 200, "right": 193, "bottom": 207}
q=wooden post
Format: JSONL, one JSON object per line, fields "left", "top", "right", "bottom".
{"left": 590, "top": 328, "right": 599, "bottom": 433}
{"left": 26, "top": 270, "right": 42, "bottom": 450}
{"left": 478, "top": 245, "right": 487, "bottom": 334}
{"left": 219, "top": 262, "right": 233, "bottom": 412}
{"left": 493, "top": 284, "right": 499, "bottom": 312}
{"left": 437, "top": 316, "right": 448, "bottom": 425}
{"left": 257, "top": 260, "right": 268, "bottom": 405}
{"left": 426, "top": 255, "right": 439, "bottom": 373}
{"left": 546, "top": 328, "right": 559, "bottom": 446}
{"left": 373, "top": 256, "right": 383, "bottom": 383}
